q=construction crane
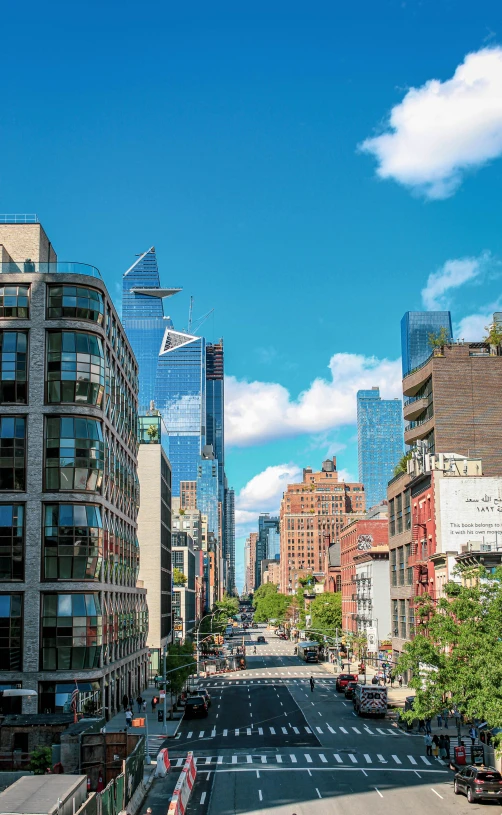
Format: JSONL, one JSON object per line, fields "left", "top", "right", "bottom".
{"left": 185, "top": 296, "right": 214, "bottom": 335}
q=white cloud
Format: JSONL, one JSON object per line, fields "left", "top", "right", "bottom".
{"left": 225, "top": 353, "right": 402, "bottom": 448}
{"left": 360, "top": 47, "right": 502, "bottom": 199}
{"left": 454, "top": 299, "right": 502, "bottom": 341}
{"left": 337, "top": 468, "right": 356, "bottom": 483}
{"left": 235, "top": 463, "right": 302, "bottom": 537}
{"left": 421, "top": 252, "right": 492, "bottom": 310}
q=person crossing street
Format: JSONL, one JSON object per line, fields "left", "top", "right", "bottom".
{"left": 310, "top": 676, "right": 315, "bottom": 692}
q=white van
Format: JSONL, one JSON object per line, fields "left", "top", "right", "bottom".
{"left": 354, "top": 684, "right": 388, "bottom": 718}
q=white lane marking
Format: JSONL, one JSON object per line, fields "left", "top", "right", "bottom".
{"left": 315, "top": 788, "right": 322, "bottom": 798}
{"left": 305, "top": 727, "right": 312, "bottom": 733}
{"left": 319, "top": 754, "right": 327, "bottom": 763}
{"left": 342, "top": 702, "right": 347, "bottom": 707}
{"left": 199, "top": 731, "right": 205, "bottom": 738}
{"left": 316, "top": 727, "right": 323, "bottom": 734}
{"left": 377, "top": 754, "right": 387, "bottom": 763}
{"left": 290, "top": 754, "right": 297, "bottom": 763}
{"left": 223, "top": 729, "right": 228, "bottom": 737}
{"left": 247, "top": 728, "right": 251, "bottom": 735}
{"left": 205, "top": 757, "right": 212, "bottom": 765}
{"left": 305, "top": 754, "right": 312, "bottom": 763}
{"left": 326, "top": 724, "right": 335, "bottom": 733}
{"left": 176, "top": 758, "right": 183, "bottom": 767}
{"left": 217, "top": 756, "right": 223, "bottom": 765}
{"left": 308, "top": 769, "right": 312, "bottom": 777}
{"left": 374, "top": 786, "right": 383, "bottom": 798}
{"left": 408, "top": 755, "right": 417, "bottom": 765}
{"left": 211, "top": 728, "right": 216, "bottom": 737}
{"left": 232, "top": 756, "right": 237, "bottom": 764}
{"left": 318, "top": 711, "right": 322, "bottom": 717}
{"left": 258, "top": 790, "right": 263, "bottom": 801}
{"left": 247, "top": 755, "right": 252, "bottom": 764}
{"left": 261, "top": 755, "right": 267, "bottom": 763}
{"left": 392, "top": 755, "right": 402, "bottom": 765}
{"left": 175, "top": 732, "right": 181, "bottom": 740}
{"left": 334, "top": 754, "right": 342, "bottom": 763}
{"left": 352, "top": 727, "right": 361, "bottom": 734}
{"left": 282, "top": 727, "right": 288, "bottom": 734}
{"left": 431, "top": 789, "right": 443, "bottom": 799}
{"left": 270, "top": 727, "right": 276, "bottom": 734}
{"left": 276, "top": 755, "right": 283, "bottom": 763}
{"left": 187, "top": 731, "right": 193, "bottom": 739}
{"left": 415, "top": 770, "right": 421, "bottom": 778}
{"left": 349, "top": 754, "right": 357, "bottom": 763}
{"left": 364, "top": 754, "right": 372, "bottom": 763}
{"left": 235, "top": 729, "right": 239, "bottom": 736}
{"left": 292, "top": 726, "right": 299, "bottom": 734}
{"left": 376, "top": 728, "right": 387, "bottom": 735}
{"left": 200, "top": 792, "right": 206, "bottom": 804}
{"left": 258, "top": 727, "right": 263, "bottom": 735}
{"left": 361, "top": 769, "right": 368, "bottom": 777}
{"left": 339, "top": 727, "right": 348, "bottom": 734}
{"left": 364, "top": 726, "right": 374, "bottom": 734}
{"left": 420, "top": 756, "right": 431, "bottom": 765}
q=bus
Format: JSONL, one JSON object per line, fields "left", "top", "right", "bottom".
{"left": 297, "top": 641, "right": 320, "bottom": 663}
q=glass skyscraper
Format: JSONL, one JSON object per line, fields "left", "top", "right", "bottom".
{"left": 196, "top": 449, "right": 219, "bottom": 545}
{"left": 401, "top": 311, "right": 453, "bottom": 376}
{"left": 357, "top": 387, "right": 403, "bottom": 510}
{"left": 255, "top": 514, "right": 280, "bottom": 587}
{"left": 206, "top": 341, "right": 224, "bottom": 503}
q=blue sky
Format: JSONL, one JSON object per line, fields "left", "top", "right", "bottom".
{"left": 3, "top": 0, "right": 502, "bottom": 590}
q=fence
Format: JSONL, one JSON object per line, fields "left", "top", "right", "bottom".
{"left": 123, "top": 739, "right": 144, "bottom": 805}
{"left": 75, "top": 773, "right": 125, "bottom": 815}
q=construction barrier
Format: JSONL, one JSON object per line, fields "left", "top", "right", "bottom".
{"left": 167, "top": 752, "right": 197, "bottom": 815}
{"left": 155, "top": 748, "right": 171, "bottom": 777}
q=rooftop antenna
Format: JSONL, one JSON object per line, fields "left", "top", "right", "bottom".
{"left": 187, "top": 296, "right": 194, "bottom": 333}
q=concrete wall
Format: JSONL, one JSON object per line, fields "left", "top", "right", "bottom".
{"left": 0, "top": 223, "right": 57, "bottom": 263}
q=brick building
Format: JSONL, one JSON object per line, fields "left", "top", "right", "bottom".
{"left": 245, "top": 532, "right": 258, "bottom": 594}
{"left": 387, "top": 471, "right": 413, "bottom": 666}
{"left": 403, "top": 340, "right": 502, "bottom": 475}
{"left": 280, "top": 458, "right": 365, "bottom": 595}
{"left": 324, "top": 542, "right": 341, "bottom": 593}
{"left": 339, "top": 518, "right": 388, "bottom": 633}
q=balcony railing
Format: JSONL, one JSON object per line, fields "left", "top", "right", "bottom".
{"left": 0, "top": 261, "right": 101, "bottom": 279}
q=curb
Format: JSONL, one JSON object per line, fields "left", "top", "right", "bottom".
{"left": 166, "top": 717, "right": 183, "bottom": 739}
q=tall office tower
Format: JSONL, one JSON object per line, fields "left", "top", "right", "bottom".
{"left": 206, "top": 341, "right": 224, "bottom": 502}
{"left": 402, "top": 321, "right": 502, "bottom": 473}
{"left": 279, "top": 458, "right": 365, "bottom": 595}
{"left": 255, "top": 514, "right": 280, "bottom": 588}
{"left": 0, "top": 218, "right": 148, "bottom": 716}
{"left": 401, "top": 311, "right": 453, "bottom": 376}
{"left": 357, "top": 387, "right": 403, "bottom": 510}
{"left": 180, "top": 481, "right": 197, "bottom": 510}
{"left": 224, "top": 485, "right": 235, "bottom": 594}
{"left": 245, "top": 532, "right": 258, "bottom": 594}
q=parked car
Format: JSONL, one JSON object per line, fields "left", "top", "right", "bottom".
{"left": 184, "top": 696, "right": 209, "bottom": 718}
{"left": 344, "top": 681, "right": 358, "bottom": 700}
{"left": 336, "top": 673, "right": 357, "bottom": 692}
{"left": 190, "top": 688, "right": 212, "bottom": 708}
{"left": 257, "top": 635, "right": 266, "bottom": 643}
{"left": 454, "top": 766, "right": 502, "bottom": 804}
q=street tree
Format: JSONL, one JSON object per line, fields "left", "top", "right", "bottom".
{"left": 309, "top": 592, "right": 342, "bottom": 638}
{"left": 398, "top": 567, "right": 502, "bottom": 731}
{"left": 214, "top": 594, "right": 239, "bottom": 619}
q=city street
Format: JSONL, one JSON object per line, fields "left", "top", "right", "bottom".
{"left": 162, "top": 628, "right": 487, "bottom": 815}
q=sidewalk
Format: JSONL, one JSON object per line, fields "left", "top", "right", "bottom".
{"left": 106, "top": 684, "right": 183, "bottom": 742}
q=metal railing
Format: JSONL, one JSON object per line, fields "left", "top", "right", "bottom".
{"left": 0, "top": 214, "right": 38, "bottom": 223}
{"left": 0, "top": 261, "right": 101, "bottom": 278}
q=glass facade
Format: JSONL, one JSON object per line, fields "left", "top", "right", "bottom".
{"left": 47, "top": 285, "right": 104, "bottom": 324}
{"left": 401, "top": 311, "right": 453, "bottom": 376}
{"left": 0, "top": 417, "right": 25, "bottom": 491}
{"left": 206, "top": 342, "right": 224, "bottom": 502}
{"left": 45, "top": 416, "right": 104, "bottom": 492}
{"left": 43, "top": 503, "right": 103, "bottom": 580}
{"left": 357, "top": 388, "right": 404, "bottom": 509}
{"left": 196, "top": 456, "right": 219, "bottom": 541}
{"left": 0, "top": 285, "right": 29, "bottom": 319}
{"left": 46, "top": 331, "right": 105, "bottom": 406}
{"left": 0, "top": 505, "right": 24, "bottom": 580}
{"left": 0, "top": 331, "right": 28, "bottom": 404}
{"left": 0, "top": 594, "right": 22, "bottom": 670}
{"left": 256, "top": 515, "right": 280, "bottom": 586}
{"left": 41, "top": 593, "right": 102, "bottom": 670}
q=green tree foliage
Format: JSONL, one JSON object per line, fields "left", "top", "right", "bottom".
{"left": 393, "top": 451, "right": 412, "bottom": 477}
{"left": 30, "top": 746, "right": 52, "bottom": 774}
{"left": 428, "top": 325, "right": 450, "bottom": 350}
{"left": 253, "top": 584, "right": 290, "bottom": 623}
{"left": 173, "top": 567, "right": 187, "bottom": 586}
{"left": 214, "top": 594, "right": 239, "bottom": 619}
{"left": 164, "top": 640, "right": 195, "bottom": 696}
{"left": 398, "top": 568, "right": 502, "bottom": 731}
{"left": 485, "top": 322, "right": 502, "bottom": 347}
{"left": 309, "top": 592, "right": 342, "bottom": 639}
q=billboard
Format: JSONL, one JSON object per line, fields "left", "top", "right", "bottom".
{"left": 437, "top": 477, "right": 502, "bottom": 553}
{"left": 366, "top": 627, "right": 378, "bottom": 652}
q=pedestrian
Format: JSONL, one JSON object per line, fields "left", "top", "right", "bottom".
{"left": 142, "top": 700, "right": 147, "bottom": 714}
{"left": 310, "top": 676, "right": 315, "bottom": 693}
{"left": 398, "top": 674, "right": 403, "bottom": 688}
{"left": 154, "top": 675, "right": 159, "bottom": 689}
{"left": 439, "top": 735, "right": 447, "bottom": 761}
{"left": 122, "top": 693, "right": 128, "bottom": 711}
{"left": 390, "top": 673, "right": 395, "bottom": 687}
{"left": 444, "top": 733, "right": 450, "bottom": 757}
{"left": 151, "top": 696, "right": 157, "bottom": 712}
{"left": 418, "top": 719, "right": 425, "bottom": 734}
{"left": 436, "top": 712, "right": 442, "bottom": 728}
{"left": 128, "top": 695, "right": 133, "bottom": 709}
{"left": 136, "top": 695, "right": 142, "bottom": 713}
{"left": 469, "top": 725, "right": 477, "bottom": 745}
{"left": 425, "top": 718, "right": 432, "bottom": 734}
{"left": 453, "top": 707, "right": 461, "bottom": 729}
{"left": 424, "top": 733, "right": 433, "bottom": 756}
{"left": 125, "top": 708, "right": 132, "bottom": 728}
{"left": 442, "top": 707, "right": 449, "bottom": 728}
{"left": 432, "top": 735, "right": 439, "bottom": 759}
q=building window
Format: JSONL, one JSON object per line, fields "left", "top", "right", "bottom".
{"left": 399, "top": 599, "right": 407, "bottom": 639}
{"left": 46, "top": 331, "right": 105, "bottom": 406}
{"left": 396, "top": 493, "right": 403, "bottom": 534}
{"left": 0, "top": 417, "right": 26, "bottom": 491}
{"left": 392, "top": 599, "right": 398, "bottom": 637}
{"left": 0, "top": 285, "right": 29, "bottom": 319}
{"left": 390, "top": 548, "right": 397, "bottom": 586}
{"left": 41, "top": 593, "right": 102, "bottom": 670}
{"left": 43, "top": 504, "right": 103, "bottom": 580}
{"left": 45, "top": 416, "right": 104, "bottom": 492}
{"left": 389, "top": 498, "right": 395, "bottom": 536}
{"left": 0, "top": 594, "right": 22, "bottom": 670}
{"left": 404, "top": 490, "right": 411, "bottom": 530}
{"left": 408, "top": 603, "right": 415, "bottom": 637}
{"left": 0, "top": 332, "right": 28, "bottom": 404}
{"left": 398, "top": 547, "right": 405, "bottom": 586}
{"left": 0, "top": 505, "right": 24, "bottom": 580}
{"left": 47, "top": 285, "right": 104, "bottom": 325}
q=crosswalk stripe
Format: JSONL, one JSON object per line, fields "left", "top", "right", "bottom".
{"left": 217, "top": 756, "right": 223, "bottom": 764}
{"left": 199, "top": 731, "right": 204, "bottom": 738}
{"left": 305, "top": 754, "right": 312, "bottom": 763}
{"left": 364, "top": 726, "right": 374, "bottom": 734}
{"left": 270, "top": 727, "right": 276, "bottom": 734}
{"left": 235, "top": 729, "right": 239, "bottom": 736}
{"left": 377, "top": 754, "right": 387, "bottom": 763}
{"left": 232, "top": 756, "right": 237, "bottom": 764}
{"left": 223, "top": 730, "right": 228, "bottom": 737}
{"left": 349, "top": 754, "right": 357, "bottom": 763}
{"left": 387, "top": 729, "right": 398, "bottom": 736}
{"left": 211, "top": 728, "right": 216, "bottom": 737}
{"left": 247, "top": 728, "right": 251, "bottom": 735}
{"left": 282, "top": 727, "right": 288, "bottom": 734}
{"left": 246, "top": 755, "right": 252, "bottom": 764}
{"left": 305, "top": 727, "right": 312, "bottom": 734}
{"left": 176, "top": 758, "right": 183, "bottom": 767}
{"left": 326, "top": 724, "right": 335, "bottom": 733}
{"left": 392, "top": 755, "right": 402, "bottom": 764}
{"left": 364, "top": 754, "right": 372, "bottom": 763}
{"left": 376, "top": 728, "right": 386, "bottom": 735}
{"left": 292, "top": 726, "right": 299, "bottom": 734}
{"left": 334, "top": 754, "right": 342, "bottom": 763}
{"left": 290, "top": 755, "right": 297, "bottom": 763}
{"left": 205, "top": 757, "right": 211, "bottom": 765}
{"left": 187, "top": 731, "right": 193, "bottom": 739}
{"left": 340, "top": 727, "right": 348, "bottom": 734}
{"left": 320, "top": 754, "right": 327, "bottom": 763}
{"left": 276, "top": 755, "right": 283, "bottom": 763}
{"left": 258, "top": 727, "right": 263, "bottom": 735}
{"left": 420, "top": 756, "right": 431, "bottom": 765}
{"left": 408, "top": 755, "right": 417, "bottom": 765}
{"left": 261, "top": 756, "right": 267, "bottom": 763}
{"left": 316, "top": 727, "right": 323, "bottom": 734}
{"left": 352, "top": 727, "right": 361, "bottom": 734}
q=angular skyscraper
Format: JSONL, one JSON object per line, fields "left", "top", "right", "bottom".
{"left": 357, "top": 387, "right": 403, "bottom": 510}
{"left": 255, "top": 514, "right": 280, "bottom": 588}
{"left": 206, "top": 341, "right": 224, "bottom": 503}
{"left": 401, "top": 311, "right": 453, "bottom": 377}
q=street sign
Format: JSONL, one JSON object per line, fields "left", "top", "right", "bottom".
{"left": 159, "top": 690, "right": 165, "bottom": 699}
{"left": 366, "top": 627, "right": 377, "bottom": 653}
{"left": 174, "top": 623, "right": 183, "bottom": 631}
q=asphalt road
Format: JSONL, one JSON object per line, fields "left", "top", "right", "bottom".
{"left": 166, "top": 627, "right": 492, "bottom": 815}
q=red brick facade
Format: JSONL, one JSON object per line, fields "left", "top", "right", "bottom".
{"left": 340, "top": 518, "right": 388, "bottom": 633}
